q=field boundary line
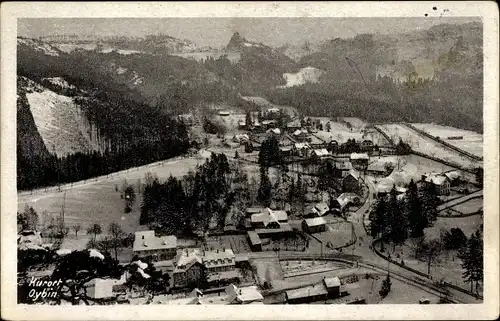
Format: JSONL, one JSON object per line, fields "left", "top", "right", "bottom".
{"left": 402, "top": 123, "right": 483, "bottom": 161}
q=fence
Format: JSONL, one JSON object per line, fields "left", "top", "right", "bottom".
{"left": 410, "top": 150, "right": 476, "bottom": 174}
{"left": 373, "top": 125, "right": 395, "bottom": 146}
{"left": 402, "top": 123, "right": 483, "bottom": 161}
{"left": 371, "top": 239, "right": 483, "bottom": 300}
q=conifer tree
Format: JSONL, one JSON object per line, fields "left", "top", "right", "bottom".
{"left": 407, "top": 179, "right": 426, "bottom": 238}
{"left": 459, "top": 228, "right": 483, "bottom": 293}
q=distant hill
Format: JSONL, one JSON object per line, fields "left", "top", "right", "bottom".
{"left": 38, "top": 33, "right": 207, "bottom": 55}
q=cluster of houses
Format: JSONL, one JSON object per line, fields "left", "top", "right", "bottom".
{"left": 131, "top": 230, "right": 245, "bottom": 290}
{"left": 375, "top": 169, "right": 464, "bottom": 199}
{"left": 150, "top": 284, "right": 264, "bottom": 305}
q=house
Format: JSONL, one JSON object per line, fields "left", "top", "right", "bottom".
{"left": 293, "top": 129, "right": 310, "bottom": 142}
{"left": 173, "top": 248, "right": 238, "bottom": 289}
{"left": 226, "top": 284, "right": 264, "bottom": 304}
{"left": 302, "top": 217, "right": 327, "bottom": 234}
{"left": 17, "top": 230, "right": 44, "bottom": 250}
{"left": 303, "top": 206, "right": 320, "bottom": 218}
{"left": 172, "top": 248, "right": 204, "bottom": 288}
{"left": 250, "top": 208, "right": 288, "bottom": 228}
{"left": 280, "top": 146, "right": 293, "bottom": 157}
{"left": 315, "top": 203, "right": 330, "bottom": 216}
{"left": 246, "top": 231, "right": 262, "bottom": 252}
{"left": 245, "top": 207, "right": 266, "bottom": 217}
{"left": 293, "top": 142, "right": 311, "bottom": 157}
{"left": 238, "top": 120, "right": 246, "bottom": 129}
{"left": 287, "top": 120, "right": 302, "bottom": 132}
{"left": 361, "top": 140, "right": 374, "bottom": 152}
{"left": 327, "top": 140, "right": 339, "bottom": 152}
{"left": 323, "top": 276, "right": 341, "bottom": 298}
{"left": 266, "top": 128, "right": 281, "bottom": 136}
{"left": 232, "top": 134, "right": 249, "bottom": 143}
{"left": 133, "top": 231, "right": 177, "bottom": 261}
{"left": 202, "top": 248, "right": 236, "bottom": 274}
{"left": 331, "top": 193, "right": 360, "bottom": 213}
{"left": 83, "top": 278, "right": 116, "bottom": 300}
{"left": 262, "top": 120, "right": 277, "bottom": 130}
{"left": 366, "top": 162, "right": 389, "bottom": 176}
{"left": 255, "top": 223, "right": 293, "bottom": 238}
{"left": 285, "top": 283, "right": 328, "bottom": 304}
{"left": 350, "top": 153, "right": 369, "bottom": 167}
{"left": 342, "top": 170, "right": 361, "bottom": 193}
{"left": 332, "top": 161, "right": 353, "bottom": 178}
{"left": 424, "top": 174, "right": 451, "bottom": 196}
{"left": 444, "top": 171, "right": 461, "bottom": 186}
{"left": 311, "top": 149, "right": 330, "bottom": 160}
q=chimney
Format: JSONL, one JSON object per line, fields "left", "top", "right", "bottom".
{"left": 217, "top": 249, "right": 219, "bottom": 253}
{"left": 142, "top": 235, "right": 144, "bottom": 240}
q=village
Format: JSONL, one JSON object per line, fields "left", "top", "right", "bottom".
{"left": 17, "top": 96, "right": 484, "bottom": 306}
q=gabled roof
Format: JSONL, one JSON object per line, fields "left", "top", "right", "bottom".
{"left": 315, "top": 203, "right": 329, "bottom": 215}
{"left": 444, "top": 171, "right": 461, "bottom": 180}
{"left": 174, "top": 248, "right": 203, "bottom": 272}
{"left": 251, "top": 208, "right": 288, "bottom": 226}
{"left": 343, "top": 169, "right": 360, "bottom": 181}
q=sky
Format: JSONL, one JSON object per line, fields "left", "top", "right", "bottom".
{"left": 18, "top": 17, "right": 481, "bottom": 49}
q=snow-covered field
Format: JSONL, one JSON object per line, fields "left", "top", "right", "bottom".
{"left": 411, "top": 123, "right": 483, "bottom": 158}
{"left": 278, "top": 67, "right": 323, "bottom": 88}
{"left": 25, "top": 87, "right": 100, "bottom": 157}
{"left": 314, "top": 121, "right": 375, "bottom": 144}
{"left": 377, "top": 124, "right": 480, "bottom": 170}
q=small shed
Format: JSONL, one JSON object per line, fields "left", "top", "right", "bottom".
{"left": 302, "top": 217, "right": 327, "bottom": 234}
{"left": 323, "top": 276, "right": 341, "bottom": 298}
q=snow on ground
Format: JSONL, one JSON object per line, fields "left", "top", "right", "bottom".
{"left": 278, "top": 67, "right": 323, "bottom": 88}
{"left": 42, "top": 77, "right": 76, "bottom": 89}
{"left": 377, "top": 124, "right": 480, "bottom": 169}
{"left": 411, "top": 123, "right": 483, "bottom": 158}
{"left": 18, "top": 38, "right": 60, "bottom": 56}
{"left": 25, "top": 88, "right": 100, "bottom": 157}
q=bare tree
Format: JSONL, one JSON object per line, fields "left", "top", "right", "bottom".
{"left": 108, "top": 222, "right": 125, "bottom": 260}
{"left": 72, "top": 224, "right": 82, "bottom": 238}
{"left": 420, "top": 238, "right": 442, "bottom": 275}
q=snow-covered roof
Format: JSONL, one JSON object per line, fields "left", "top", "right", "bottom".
{"left": 425, "top": 175, "right": 449, "bottom": 185}
{"left": 133, "top": 231, "right": 177, "bottom": 252}
{"left": 315, "top": 203, "right": 329, "bottom": 215}
{"left": 313, "top": 149, "right": 330, "bottom": 157}
{"left": 89, "top": 249, "right": 105, "bottom": 260}
{"left": 293, "top": 129, "right": 309, "bottom": 136}
{"left": 323, "top": 276, "right": 341, "bottom": 288}
{"left": 251, "top": 208, "right": 288, "bottom": 226}
{"left": 344, "top": 169, "right": 360, "bottom": 181}
{"left": 444, "top": 171, "right": 461, "bottom": 180}
{"left": 294, "top": 142, "right": 311, "bottom": 150}
{"left": 175, "top": 248, "right": 203, "bottom": 272}
{"left": 303, "top": 217, "right": 327, "bottom": 227}
{"left": 266, "top": 128, "right": 281, "bottom": 135}
{"left": 286, "top": 283, "right": 328, "bottom": 300}
{"left": 350, "top": 153, "right": 369, "bottom": 160}
{"left": 226, "top": 285, "right": 263, "bottom": 303}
